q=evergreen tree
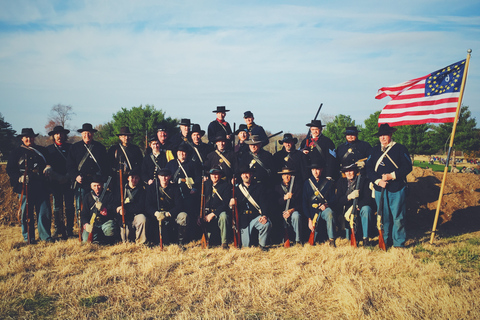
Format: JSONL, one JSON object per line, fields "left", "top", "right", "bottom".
{"left": 0, "top": 113, "right": 17, "bottom": 160}
{"left": 323, "top": 114, "right": 358, "bottom": 148}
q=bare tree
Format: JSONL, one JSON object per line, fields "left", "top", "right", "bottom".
{"left": 48, "top": 104, "right": 75, "bottom": 129}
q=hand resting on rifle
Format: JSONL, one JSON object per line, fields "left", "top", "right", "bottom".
{"left": 155, "top": 211, "right": 171, "bottom": 222}
{"left": 347, "top": 190, "right": 359, "bottom": 200}
{"left": 283, "top": 208, "right": 294, "bottom": 219}
{"left": 258, "top": 215, "right": 268, "bottom": 225}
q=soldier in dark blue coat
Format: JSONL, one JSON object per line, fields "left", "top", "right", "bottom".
{"left": 243, "top": 111, "right": 268, "bottom": 146}
{"left": 202, "top": 167, "right": 232, "bottom": 248}
{"left": 229, "top": 166, "right": 271, "bottom": 250}
{"left": 46, "top": 125, "right": 74, "bottom": 239}
{"left": 7, "top": 128, "right": 53, "bottom": 243}
{"left": 366, "top": 124, "right": 412, "bottom": 248}
{"left": 207, "top": 106, "right": 233, "bottom": 149}
{"left": 205, "top": 132, "right": 236, "bottom": 181}
{"left": 239, "top": 135, "right": 274, "bottom": 187}
{"left": 234, "top": 124, "right": 249, "bottom": 161}
{"left": 170, "top": 118, "right": 192, "bottom": 153}
{"left": 302, "top": 160, "right": 336, "bottom": 246}
{"left": 186, "top": 124, "right": 214, "bottom": 174}
{"left": 273, "top": 133, "right": 308, "bottom": 183}
{"left": 336, "top": 126, "right": 372, "bottom": 173}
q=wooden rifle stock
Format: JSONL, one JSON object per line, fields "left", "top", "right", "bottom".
{"left": 155, "top": 178, "right": 163, "bottom": 250}
{"left": 283, "top": 176, "right": 295, "bottom": 248}
{"left": 349, "top": 173, "right": 362, "bottom": 248}
{"left": 24, "top": 157, "right": 31, "bottom": 244}
{"left": 377, "top": 188, "right": 387, "bottom": 251}
{"left": 200, "top": 178, "right": 208, "bottom": 249}
{"left": 308, "top": 213, "right": 318, "bottom": 245}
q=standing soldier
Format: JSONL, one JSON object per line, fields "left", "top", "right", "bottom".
{"left": 239, "top": 135, "right": 273, "bottom": 187}
{"left": 170, "top": 118, "right": 192, "bottom": 152}
{"left": 366, "top": 124, "right": 412, "bottom": 248}
{"left": 302, "top": 161, "right": 336, "bottom": 246}
{"left": 115, "top": 169, "right": 147, "bottom": 244}
{"left": 187, "top": 124, "right": 214, "bottom": 173}
{"left": 274, "top": 167, "right": 302, "bottom": 246}
{"left": 7, "top": 128, "right": 53, "bottom": 243}
{"left": 202, "top": 167, "right": 232, "bottom": 248}
{"left": 273, "top": 133, "right": 308, "bottom": 183}
{"left": 145, "top": 168, "right": 187, "bottom": 246}
{"left": 336, "top": 126, "right": 372, "bottom": 172}
{"left": 205, "top": 132, "right": 236, "bottom": 181}
{"left": 243, "top": 111, "right": 268, "bottom": 146}
{"left": 67, "top": 123, "right": 108, "bottom": 237}
{"left": 300, "top": 120, "right": 339, "bottom": 181}
{"left": 337, "top": 161, "right": 375, "bottom": 246}
{"left": 234, "top": 124, "right": 249, "bottom": 161}
{"left": 229, "top": 166, "right": 271, "bottom": 251}
{"left": 80, "top": 175, "right": 117, "bottom": 244}
{"left": 46, "top": 125, "right": 74, "bottom": 239}
{"left": 108, "top": 126, "right": 143, "bottom": 175}
{"left": 207, "top": 106, "right": 233, "bottom": 148}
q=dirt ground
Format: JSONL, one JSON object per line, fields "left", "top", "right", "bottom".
{"left": 1, "top": 162, "right": 479, "bottom": 244}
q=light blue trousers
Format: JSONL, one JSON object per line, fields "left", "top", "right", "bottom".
{"left": 375, "top": 187, "right": 406, "bottom": 247}
{"left": 241, "top": 216, "right": 272, "bottom": 248}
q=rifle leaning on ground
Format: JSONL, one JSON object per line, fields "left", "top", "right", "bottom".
{"left": 18, "top": 157, "right": 31, "bottom": 244}
{"left": 199, "top": 178, "right": 208, "bottom": 249}
{"left": 283, "top": 175, "right": 295, "bottom": 248}
{"left": 231, "top": 175, "right": 241, "bottom": 248}
{"left": 86, "top": 176, "right": 112, "bottom": 243}
{"left": 344, "top": 173, "right": 362, "bottom": 248}
{"left": 155, "top": 177, "right": 163, "bottom": 250}
{"left": 308, "top": 179, "right": 332, "bottom": 246}
{"left": 377, "top": 188, "right": 387, "bottom": 251}
{"left": 118, "top": 161, "right": 127, "bottom": 243}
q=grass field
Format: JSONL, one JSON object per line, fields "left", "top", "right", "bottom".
{"left": 413, "top": 160, "right": 449, "bottom": 172}
{"left": 1, "top": 225, "right": 480, "bottom": 319}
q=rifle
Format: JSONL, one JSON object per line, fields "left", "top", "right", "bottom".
{"left": 232, "top": 123, "right": 236, "bottom": 151}
{"left": 87, "top": 176, "right": 112, "bottom": 243}
{"left": 283, "top": 175, "right": 295, "bottom": 248}
{"left": 306, "top": 103, "right": 323, "bottom": 140}
{"left": 308, "top": 178, "right": 332, "bottom": 245}
{"left": 19, "top": 157, "right": 31, "bottom": 244}
{"left": 200, "top": 178, "right": 208, "bottom": 248}
{"left": 377, "top": 188, "right": 387, "bottom": 251}
{"left": 155, "top": 177, "right": 163, "bottom": 250}
{"left": 231, "top": 176, "right": 241, "bottom": 248}
{"left": 267, "top": 131, "right": 283, "bottom": 140}
{"left": 119, "top": 161, "right": 126, "bottom": 243}
{"left": 77, "top": 187, "right": 83, "bottom": 243}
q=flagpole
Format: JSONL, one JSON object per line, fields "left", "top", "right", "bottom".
{"left": 430, "top": 49, "right": 472, "bottom": 244}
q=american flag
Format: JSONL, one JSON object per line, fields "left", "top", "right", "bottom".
{"left": 376, "top": 59, "right": 466, "bottom": 126}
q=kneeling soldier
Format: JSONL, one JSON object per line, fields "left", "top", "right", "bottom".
{"left": 81, "top": 176, "right": 117, "bottom": 244}
{"left": 145, "top": 168, "right": 188, "bottom": 246}
{"left": 116, "top": 169, "right": 147, "bottom": 244}
{"left": 202, "top": 167, "right": 231, "bottom": 248}
{"left": 302, "top": 161, "right": 336, "bottom": 246}
{"left": 229, "top": 166, "right": 271, "bottom": 251}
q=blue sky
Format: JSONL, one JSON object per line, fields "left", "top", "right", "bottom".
{"left": 1, "top": 0, "right": 479, "bottom": 136}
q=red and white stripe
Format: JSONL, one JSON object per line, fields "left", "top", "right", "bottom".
{"left": 376, "top": 74, "right": 459, "bottom": 126}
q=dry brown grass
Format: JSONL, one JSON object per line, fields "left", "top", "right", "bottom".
{"left": 1, "top": 225, "right": 480, "bottom": 319}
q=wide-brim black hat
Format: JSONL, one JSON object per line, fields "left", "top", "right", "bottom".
{"left": 277, "top": 167, "right": 296, "bottom": 175}
{"left": 375, "top": 123, "right": 397, "bottom": 136}
{"left": 48, "top": 125, "right": 70, "bottom": 136}
{"left": 306, "top": 119, "right": 325, "bottom": 128}
{"left": 178, "top": 118, "right": 191, "bottom": 127}
{"left": 127, "top": 167, "right": 141, "bottom": 177}
{"left": 212, "top": 133, "right": 228, "bottom": 143}
{"left": 278, "top": 133, "right": 298, "bottom": 145}
{"left": 245, "top": 135, "right": 263, "bottom": 145}
{"left": 90, "top": 174, "right": 105, "bottom": 184}
{"left": 213, "top": 106, "right": 230, "bottom": 113}
{"left": 157, "top": 168, "right": 172, "bottom": 176}
{"left": 191, "top": 124, "right": 205, "bottom": 136}
{"left": 236, "top": 165, "right": 254, "bottom": 175}
{"left": 177, "top": 143, "right": 190, "bottom": 153}
{"left": 209, "top": 166, "right": 224, "bottom": 176}
{"left": 340, "top": 162, "right": 358, "bottom": 172}
{"left": 344, "top": 126, "right": 360, "bottom": 135}
{"left": 77, "top": 123, "right": 98, "bottom": 133}
{"left": 116, "top": 126, "right": 134, "bottom": 136}
{"left": 19, "top": 128, "right": 39, "bottom": 137}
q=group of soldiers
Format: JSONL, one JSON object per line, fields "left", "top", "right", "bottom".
{"left": 7, "top": 106, "right": 412, "bottom": 250}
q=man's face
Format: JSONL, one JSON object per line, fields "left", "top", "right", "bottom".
{"left": 249, "top": 143, "right": 260, "bottom": 154}
{"left": 346, "top": 135, "right": 357, "bottom": 143}
{"left": 283, "top": 141, "right": 293, "bottom": 152}
{"left": 216, "top": 112, "right": 226, "bottom": 121}
{"left": 177, "top": 150, "right": 187, "bottom": 162}
{"left": 345, "top": 170, "right": 356, "bottom": 181}
{"left": 128, "top": 174, "right": 140, "bottom": 188}
{"left": 282, "top": 173, "right": 292, "bottom": 185}
{"left": 91, "top": 182, "right": 103, "bottom": 196}
{"left": 244, "top": 117, "right": 254, "bottom": 125}
{"left": 379, "top": 134, "right": 392, "bottom": 147}
{"left": 310, "top": 127, "right": 320, "bottom": 138}
{"left": 192, "top": 132, "right": 201, "bottom": 144}
{"left": 216, "top": 140, "right": 226, "bottom": 151}
{"left": 180, "top": 125, "right": 189, "bottom": 137}
{"left": 241, "top": 172, "right": 252, "bottom": 184}
{"left": 54, "top": 132, "right": 66, "bottom": 145}
{"left": 82, "top": 131, "right": 93, "bottom": 144}
{"left": 159, "top": 175, "right": 170, "bottom": 187}
{"left": 311, "top": 168, "right": 323, "bottom": 179}
{"left": 22, "top": 135, "right": 34, "bottom": 147}
{"left": 157, "top": 130, "right": 168, "bottom": 144}
{"left": 150, "top": 140, "right": 160, "bottom": 153}
{"left": 119, "top": 135, "right": 131, "bottom": 146}
{"left": 210, "top": 173, "right": 220, "bottom": 184}
{"left": 238, "top": 131, "right": 248, "bottom": 142}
